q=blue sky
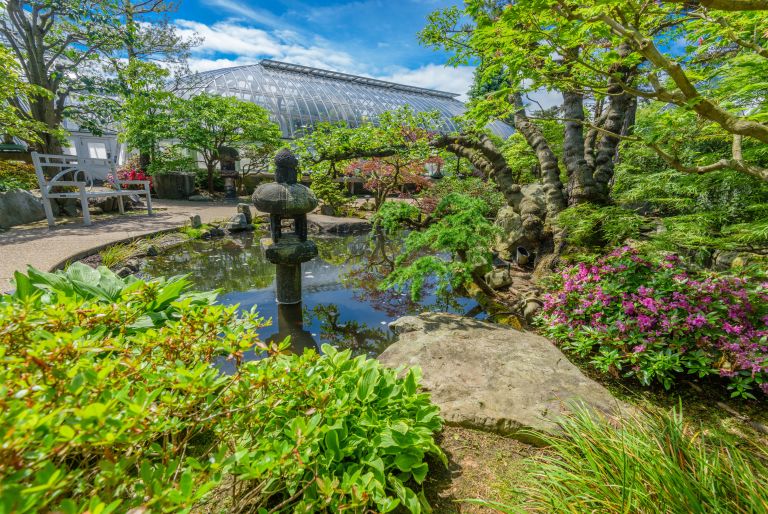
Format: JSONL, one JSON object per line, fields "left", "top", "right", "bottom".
{"left": 172, "top": 0, "right": 476, "bottom": 98}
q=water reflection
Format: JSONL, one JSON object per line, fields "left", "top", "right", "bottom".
{"left": 267, "top": 303, "right": 318, "bottom": 355}
{"left": 140, "top": 229, "right": 481, "bottom": 357}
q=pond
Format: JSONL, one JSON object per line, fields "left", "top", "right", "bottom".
{"left": 139, "top": 230, "right": 482, "bottom": 360}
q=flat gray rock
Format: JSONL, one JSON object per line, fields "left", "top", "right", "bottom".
{"left": 308, "top": 214, "right": 371, "bottom": 234}
{"left": 379, "top": 312, "right": 628, "bottom": 444}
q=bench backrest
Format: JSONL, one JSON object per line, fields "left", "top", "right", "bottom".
{"left": 31, "top": 152, "right": 117, "bottom": 195}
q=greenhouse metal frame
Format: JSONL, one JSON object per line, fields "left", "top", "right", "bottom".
{"left": 181, "top": 59, "right": 514, "bottom": 139}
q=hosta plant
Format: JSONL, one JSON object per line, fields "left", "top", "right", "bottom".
{"left": 0, "top": 266, "right": 444, "bottom": 513}
{"left": 540, "top": 247, "right": 768, "bottom": 398}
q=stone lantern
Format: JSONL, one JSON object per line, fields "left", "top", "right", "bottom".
{"left": 252, "top": 149, "right": 318, "bottom": 304}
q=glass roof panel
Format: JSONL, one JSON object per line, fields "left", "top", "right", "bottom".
{"left": 182, "top": 60, "right": 514, "bottom": 139}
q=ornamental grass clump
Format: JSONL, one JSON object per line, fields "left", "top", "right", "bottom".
{"left": 477, "top": 406, "right": 768, "bottom": 513}
{"left": 540, "top": 247, "right": 768, "bottom": 398}
{"left": 0, "top": 264, "right": 444, "bottom": 513}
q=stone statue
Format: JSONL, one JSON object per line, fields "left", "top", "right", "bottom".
{"left": 252, "top": 148, "right": 317, "bottom": 242}
{"left": 251, "top": 149, "right": 318, "bottom": 304}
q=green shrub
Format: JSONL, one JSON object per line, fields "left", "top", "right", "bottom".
{"left": 0, "top": 160, "right": 38, "bottom": 192}
{"left": 1, "top": 265, "right": 444, "bottom": 513}
{"left": 556, "top": 202, "right": 646, "bottom": 250}
{"left": 477, "top": 406, "right": 768, "bottom": 513}
{"left": 419, "top": 176, "right": 506, "bottom": 218}
{"left": 310, "top": 167, "right": 351, "bottom": 216}
{"left": 378, "top": 192, "right": 501, "bottom": 300}
{"left": 146, "top": 147, "right": 197, "bottom": 176}
{"left": 195, "top": 167, "right": 224, "bottom": 192}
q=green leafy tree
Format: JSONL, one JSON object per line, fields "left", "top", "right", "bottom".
{"left": 295, "top": 107, "right": 442, "bottom": 211}
{"left": 117, "top": 60, "right": 176, "bottom": 166}
{"left": 0, "top": 45, "right": 54, "bottom": 144}
{"left": 238, "top": 139, "right": 282, "bottom": 193}
{"left": 0, "top": 0, "right": 196, "bottom": 153}
{"left": 417, "top": 0, "right": 768, "bottom": 270}
{"left": 422, "top": 0, "right": 768, "bottom": 182}
{"left": 171, "top": 93, "right": 282, "bottom": 192}
{"left": 0, "top": 0, "right": 118, "bottom": 152}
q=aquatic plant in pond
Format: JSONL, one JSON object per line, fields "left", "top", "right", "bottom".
{"left": 540, "top": 247, "right": 768, "bottom": 398}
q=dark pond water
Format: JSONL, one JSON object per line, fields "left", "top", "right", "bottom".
{"left": 139, "top": 230, "right": 482, "bottom": 359}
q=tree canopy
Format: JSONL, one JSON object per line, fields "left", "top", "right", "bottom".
{"left": 171, "top": 93, "right": 282, "bottom": 192}
{"left": 421, "top": 0, "right": 768, "bottom": 181}
{"left": 0, "top": 0, "right": 196, "bottom": 152}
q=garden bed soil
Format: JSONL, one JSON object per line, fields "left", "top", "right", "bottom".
{"left": 421, "top": 426, "right": 537, "bottom": 513}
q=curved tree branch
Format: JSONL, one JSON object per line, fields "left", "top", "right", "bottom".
{"left": 593, "top": 12, "right": 768, "bottom": 144}
{"left": 663, "top": 0, "right": 768, "bottom": 11}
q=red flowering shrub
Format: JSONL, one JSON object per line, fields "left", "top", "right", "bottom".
{"left": 109, "top": 162, "right": 153, "bottom": 191}
{"left": 345, "top": 157, "right": 432, "bottom": 211}
{"left": 540, "top": 247, "right": 768, "bottom": 398}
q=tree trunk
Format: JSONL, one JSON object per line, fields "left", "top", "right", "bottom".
{"left": 207, "top": 163, "right": 216, "bottom": 193}
{"left": 139, "top": 152, "right": 151, "bottom": 170}
{"left": 562, "top": 91, "right": 599, "bottom": 205}
{"left": 29, "top": 96, "right": 63, "bottom": 154}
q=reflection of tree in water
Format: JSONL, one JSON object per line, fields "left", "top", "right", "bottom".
{"left": 141, "top": 233, "right": 276, "bottom": 293}
{"left": 308, "top": 303, "right": 395, "bottom": 357}
{"left": 314, "top": 234, "right": 369, "bottom": 266}
{"left": 341, "top": 228, "right": 468, "bottom": 318}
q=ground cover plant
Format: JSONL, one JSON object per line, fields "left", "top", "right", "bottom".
{"left": 0, "top": 161, "right": 38, "bottom": 192}
{"left": 478, "top": 406, "right": 768, "bottom": 513}
{"left": 1, "top": 264, "right": 445, "bottom": 513}
{"left": 540, "top": 247, "right": 768, "bottom": 398}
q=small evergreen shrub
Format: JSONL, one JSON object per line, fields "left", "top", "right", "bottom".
{"left": 418, "top": 176, "right": 506, "bottom": 218}
{"left": 0, "top": 160, "right": 37, "bottom": 192}
{"left": 310, "top": 167, "right": 351, "bottom": 216}
{"left": 377, "top": 192, "right": 501, "bottom": 300}
{"left": 540, "top": 247, "right": 768, "bottom": 398}
{"left": 1, "top": 265, "right": 444, "bottom": 513}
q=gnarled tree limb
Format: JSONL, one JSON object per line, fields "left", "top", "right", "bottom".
{"left": 663, "top": 0, "right": 768, "bottom": 11}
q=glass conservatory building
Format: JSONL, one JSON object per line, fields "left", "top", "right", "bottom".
{"left": 180, "top": 59, "right": 514, "bottom": 139}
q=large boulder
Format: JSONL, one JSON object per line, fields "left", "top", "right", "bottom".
{"left": 0, "top": 189, "right": 46, "bottom": 228}
{"left": 237, "top": 203, "right": 253, "bottom": 224}
{"left": 225, "top": 213, "right": 254, "bottom": 233}
{"left": 379, "top": 312, "right": 628, "bottom": 444}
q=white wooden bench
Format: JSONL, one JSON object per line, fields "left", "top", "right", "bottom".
{"left": 32, "top": 152, "right": 153, "bottom": 227}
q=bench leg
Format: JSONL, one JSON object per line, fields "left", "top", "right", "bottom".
{"left": 117, "top": 196, "right": 125, "bottom": 214}
{"left": 79, "top": 187, "right": 91, "bottom": 226}
{"left": 145, "top": 185, "right": 153, "bottom": 215}
{"left": 42, "top": 196, "right": 55, "bottom": 228}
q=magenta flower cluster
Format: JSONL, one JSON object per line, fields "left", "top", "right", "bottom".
{"left": 540, "top": 247, "right": 768, "bottom": 398}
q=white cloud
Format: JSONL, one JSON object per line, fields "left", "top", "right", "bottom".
{"left": 176, "top": 19, "right": 361, "bottom": 74}
{"left": 199, "top": 0, "right": 288, "bottom": 29}
{"left": 376, "top": 64, "right": 476, "bottom": 100}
